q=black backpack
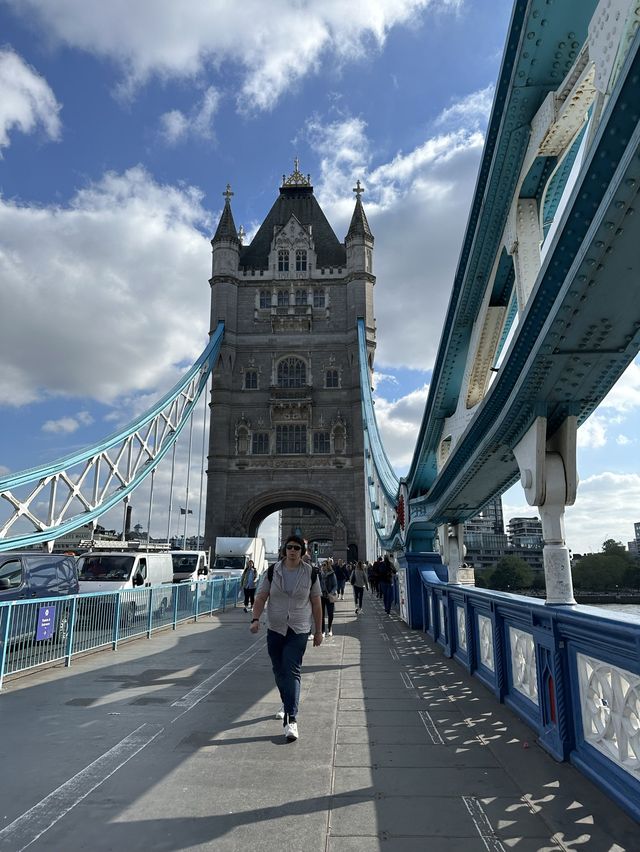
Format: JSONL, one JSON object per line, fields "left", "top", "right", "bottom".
{"left": 268, "top": 562, "right": 318, "bottom": 590}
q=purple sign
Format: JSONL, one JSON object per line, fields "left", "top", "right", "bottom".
{"left": 36, "top": 605, "right": 56, "bottom": 641}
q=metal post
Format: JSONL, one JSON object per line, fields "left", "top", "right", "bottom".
{"left": 0, "top": 604, "right": 13, "bottom": 691}
{"left": 194, "top": 582, "right": 200, "bottom": 622}
{"left": 183, "top": 411, "right": 195, "bottom": 549}
{"left": 146, "top": 469, "right": 155, "bottom": 551}
{"left": 147, "top": 588, "right": 154, "bottom": 638}
{"left": 196, "top": 383, "right": 208, "bottom": 552}
{"left": 172, "top": 585, "right": 179, "bottom": 630}
{"left": 64, "top": 596, "right": 77, "bottom": 668}
{"left": 222, "top": 578, "right": 227, "bottom": 612}
{"left": 113, "top": 593, "right": 121, "bottom": 650}
{"left": 166, "top": 441, "right": 177, "bottom": 547}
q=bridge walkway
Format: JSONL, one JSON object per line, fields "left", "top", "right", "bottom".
{"left": 0, "top": 593, "right": 636, "bottom": 851}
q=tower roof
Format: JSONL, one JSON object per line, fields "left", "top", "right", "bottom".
{"left": 239, "top": 162, "right": 347, "bottom": 269}
{"left": 212, "top": 184, "right": 240, "bottom": 245}
{"left": 346, "top": 180, "right": 373, "bottom": 241}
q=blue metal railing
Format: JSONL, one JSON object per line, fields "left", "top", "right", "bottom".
{"left": 0, "top": 576, "right": 240, "bottom": 689}
{"left": 414, "top": 567, "right": 640, "bottom": 823}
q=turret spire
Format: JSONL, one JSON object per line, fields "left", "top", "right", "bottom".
{"left": 346, "top": 180, "right": 373, "bottom": 241}
{"left": 212, "top": 183, "right": 240, "bottom": 244}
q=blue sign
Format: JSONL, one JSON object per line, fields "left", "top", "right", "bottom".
{"left": 36, "top": 605, "right": 56, "bottom": 641}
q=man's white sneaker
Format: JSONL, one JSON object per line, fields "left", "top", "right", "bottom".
{"left": 275, "top": 706, "right": 285, "bottom": 720}
{"left": 328, "top": 630, "right": 333, "bottom": 637}
{"left": 284, "top": 721, "right": 299, "bottom": 741}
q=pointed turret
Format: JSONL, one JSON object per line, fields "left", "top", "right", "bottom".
{"left": 345, "top": 180, "right": 374, "bottom": 275}
{"left": 211, "top": 184, "right": 240, "bottom": 278}
{"left": 212, "top": 184, "right": 240, "bottom": 245}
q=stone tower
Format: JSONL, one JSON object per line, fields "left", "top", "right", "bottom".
{"left": 204, "top": 164, "right": 376, "bottom": 562}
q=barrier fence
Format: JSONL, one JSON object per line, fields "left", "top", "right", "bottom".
{"left": 415, "top": 567, "right": 640, "bottom": 823}
{"left": 0, "top": 576, "right": 240, "bottom": 689}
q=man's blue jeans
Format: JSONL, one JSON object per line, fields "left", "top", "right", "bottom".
{"left": 380, "top": 581, "right": 393, "bottom": 614}
{"left": 267, "top": 627, "right": 309, "bottom": 718}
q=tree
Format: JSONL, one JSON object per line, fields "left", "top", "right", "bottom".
{"left": 572, "top": 553, "right": 627, "bottom": 591}
{"left": 487, "top": 556, "right": 533, "bottom": 591}
{"left": 602, "top": 539, "right": 628, "bottom": 558}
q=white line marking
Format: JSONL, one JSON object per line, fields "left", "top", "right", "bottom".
{"left": 461, "top": 796, "right": 507, "bottom": 852}
{"left": 381, "top": 633, "right": 389, "bottom": 642}
{"left": 418, "top": 709, "right": 445, "bottom": 745}
{"left": 0, "top": 724, "right": 163, "bottom": 852}
{"left": 400, "top": 672, "right": 413, "bottom": 688}
{"left": 171, "top": 636, "right": 266, "bottom": 718}
{"left": 389, "top": 647, "right": 399, "bottom": 661}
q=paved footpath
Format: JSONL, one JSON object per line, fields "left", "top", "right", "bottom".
{"left": 0, "top": 593, "right": 637, "bottom": 851}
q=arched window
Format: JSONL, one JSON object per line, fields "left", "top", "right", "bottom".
{"left": 313, "top": 288, "right": 325, "bottom": 308}
{"left": 237, "top": 425, "right": 249, "bottom": 455}
{"left": 259, "top": 290, "right": 271, "bottom": 309}
{"left": 326, "top": 369, "right": 339, "bottom": 388}
{"left": 313, "top": 432, "right": 331, "bottom": 454}
{"left": 295, "top": 288, "right": 307, "bottom": 306}
{"left": 277, "top": 290, "right": 289, "bottom": 307}
{"left": 244, "top": 370, "right": 258, "bottom": 390}
{"left": 276, "top": 424, "right": 306, "bottom": 454}
{"left": 295, "top": 249, "right": 307, "bottom": 271}
{"left": 278, "top": 249, "right": 289, "bottom": 272}
{"left": 277, "top": 357, "right": 306, "bottom": 388}
{"left": 252, "top": 432, "right": 269, "bottom": 454}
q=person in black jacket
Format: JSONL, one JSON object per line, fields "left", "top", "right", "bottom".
{"left": 378, "top": 555, "right": 396, "bottom": 614}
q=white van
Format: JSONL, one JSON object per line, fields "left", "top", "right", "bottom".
{"left": 77, "top": 552, "right": 174, "bottom": 623}
{"left": 171, "top": 550, "right": 209, "bottom": 583}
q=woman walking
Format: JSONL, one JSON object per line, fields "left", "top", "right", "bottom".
{"left": 350, "top": 560, "right": 369, "bottom": 614}
{"left": 250, "top": 535, "right": 322, "bottom": 742}
{"left": 320, "top": 560, "right": 338, "bottom": 637}
{"left": 241, "top": 559, "right": 258, "bottom": 612}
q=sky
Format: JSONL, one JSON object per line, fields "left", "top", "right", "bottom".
{"left": 0, "top": 0, "right": 639, "bottom": 556}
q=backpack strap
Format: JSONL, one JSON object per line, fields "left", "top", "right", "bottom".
{"left": 268, "top": 563, "right": 274, "bottom": 583}
{"left": 268, "top": 562, "right": 317, "bottom": 590}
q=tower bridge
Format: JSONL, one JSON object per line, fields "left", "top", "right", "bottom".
{"left": 1, "top": 0, "right": 640, "bottom": 837}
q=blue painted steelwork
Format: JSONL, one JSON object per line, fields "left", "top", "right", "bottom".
{"left": 403, "top": 14, "right": 640, "bottom": 539}
{"left": 411, "top": 561, "right": 640, "bottom": 822}
{"left": 0, "top": 575, "right": 240, "bottom": 689}
{"left": 542, "top": 123, "right": 588, "bottom": 240}
{"left": 0, "top": 323, "right": 224, "bottom": 551}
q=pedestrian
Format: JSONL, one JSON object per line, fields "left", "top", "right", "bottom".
{"left": 334, "top": 560, "right": 348, "bottom": 599}
{"left": 241, "top": 559, "right": 258, "bottom": 612}
{"left": 350, "top": 560, "right": 369, "bottom": 614}
{"left": 320, "top": 559, "right": 338, "bottom": 637}
{"left": 379, "top": 555, "right": 397, "bottom": 614}
{"left": 373, "top": 555, "right": 385, "bottom": 598}
{"left": 250, "top": 535, "right": 323, "bottom": 742}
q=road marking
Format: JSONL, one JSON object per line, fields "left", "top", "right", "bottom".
{"left": 171, "top": 635, "right": 266, "bottom": 719}
{"left": 0, "top": 724, "right": 163, "bottom": 852}
{"left": 418, "top": 709, "right": 445, "bottom": 745}
{"left": 389, "top": 647, "right": 399, "bottom": 661}
{"left": 461, "top": 796, "right": 507, "bottom": 851}
{"left": 400, "top": 671, "right": 413, "bottom": 688}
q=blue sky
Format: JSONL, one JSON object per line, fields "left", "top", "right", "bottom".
{"left": 1, "top": 0, "right": 639, "bottom": 555}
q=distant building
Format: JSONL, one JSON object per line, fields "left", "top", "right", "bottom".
{"left": 508, "top": 516, "right": 543, "bottom": 549}
{"left": 464, "top": 497, "right": 505, "bottom": 536}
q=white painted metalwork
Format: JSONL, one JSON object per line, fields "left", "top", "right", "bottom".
{"left": 577, "top": 653, "right": 640, "bottom": 780}
{"left": 456, "top": 605, "right": 467, "bottom": 651}
{"left": 438, "top": 599, "right": 445, "bottom": 637}
{"left": 0, "top": 324, "right": 223, "bottom": 552}
{"left": 509, "top": 626, "right": 539, "bottom": 704}
{"left": 478, "top": 614, "right": 495, "bottom": 672}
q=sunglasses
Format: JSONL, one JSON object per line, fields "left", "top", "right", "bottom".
{"left": 286, "top": 544, "right": 302, "bottom": 551}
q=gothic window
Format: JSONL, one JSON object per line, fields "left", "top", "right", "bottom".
{"left": 366, "top": 249, "right": 372, "bottom": 273}
{"left": 278, "top": 249, "right": 289, "bottom": 272}
{"left": 277, "top": 289, "right": 289, "bottom": 307}
{"left": 259, "top": 290, "right": 271, "bottom": 309}
{"left": 252, "top": 432, "right": 270, "bottom": 454}
{"left": 326, "top": 369, "right": 339, "bottom": 388}
{"left": 313, "top": 432, "right": 331, "bottom": 454}
{"left": 277, "top": 356, "right": 306, "bottom": 388}
{"left": 295, "top": 288, "right": 307, "bottom": 306}
{"left": 244, "top": 370, "right": 258, "bottom": 390}
{"left": 276, "top": 424, "right": 307, "bottom": 454}
{"left": 295, "top": 249, "right": 307, "bottom": 271}
{"left": 313, "top": 288, "right": 325, "bottom": 308}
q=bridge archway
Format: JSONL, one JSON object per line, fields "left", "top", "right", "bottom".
{"left": 238, "top": 489, "right": 349, "bottom": 560}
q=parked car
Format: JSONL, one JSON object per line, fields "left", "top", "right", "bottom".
{"left": 0, "top": 553, "right": 79, "bottom": 647}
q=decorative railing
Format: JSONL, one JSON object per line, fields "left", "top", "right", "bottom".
{"left": 0, "top": 576, "right": 240, "bottom": 689}
{"left": 414, "top": 564, "right": 640, "bottom": 822}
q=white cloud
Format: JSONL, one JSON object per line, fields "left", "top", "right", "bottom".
{"left": 0, "top": 47, "right": 62, "bottom": 152}
{"left": 41, "top": 410, "right": 95, "bottom": 433}
{"left": 307, "top": 110, "right": 485, "bottom": 370}
{"left": 577, "top": 414, "right": 608, "bottom": 449}
{"left": 0, "top": 166, "right": 212, "bottom": 406}
{"left": 0, "top": 464, "right": 9, "bottom": 476}
{"left": 435, "top": 84, "right": 494, "bottom": 129}
{"left": 616, "top": 434, "right": 632, "bottom": 446}
{"left": 599, "top": 357, "right": 640, "bottom": 414}
{"left": 159, "top": 86, "right": 220, "bottom": 144}
{"left": 374, "top": 384, "right": 430, "bottom": 469}
{"left": 6, "top": 0, "right": 460, "bottom": 110}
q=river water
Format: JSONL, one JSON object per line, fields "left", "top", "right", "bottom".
{"left": 594, "top": 603, "right": 640, "bottom": 621}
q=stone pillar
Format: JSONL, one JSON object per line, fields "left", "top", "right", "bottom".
{"left": 513, "top": 417, "right": 577, "bottom": 605}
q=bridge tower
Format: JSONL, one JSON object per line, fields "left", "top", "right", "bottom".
{"left": 204, "top": 164, "right": 376, "bottom": 562}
